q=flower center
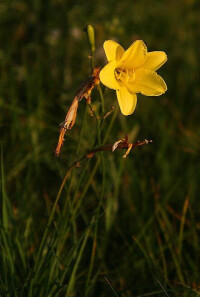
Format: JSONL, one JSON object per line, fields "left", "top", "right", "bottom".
{"left": 115, "top": 68, "right": 135, "bottom": 83}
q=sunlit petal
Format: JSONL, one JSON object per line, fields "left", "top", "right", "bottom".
{"left": 99, "top": 61, "right": 120, "bottom": 90}
{"left": 100, "top": 39, "right": 167, "bottom": 116}
{"left": 142, "top": 51, "right": 167, "bottom": 71}
{"left": 116, "top": 87, "right": 137, "bottom": 115}
{"left": 103, "top": 40, "right": 125, "bottom": 62}
{"left": 118, "top": 40, "right": 147, "bottom": 69}
{"left": 130, "top": 69, "right": 167, "bottom": 96}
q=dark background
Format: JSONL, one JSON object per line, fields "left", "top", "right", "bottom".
{"left": 0, "top": 0, "right": 200, "bottom": 296}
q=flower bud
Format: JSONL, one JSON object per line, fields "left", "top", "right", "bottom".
{"left": 84, "top": 24, "right": 95, "bottom": 53}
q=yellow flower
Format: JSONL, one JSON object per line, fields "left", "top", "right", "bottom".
{"left": 100, "top": 40, "right": 167, "bottom": 115}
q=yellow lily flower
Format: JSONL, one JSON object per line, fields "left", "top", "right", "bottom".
{"left": 100, "top": 40, "right": 167, "bottom": 115}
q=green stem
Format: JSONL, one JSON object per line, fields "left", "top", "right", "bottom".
{"left": 103, "top": 105, "right": 119, "bottom": 144}
{"left": 62, "top": 104, "right": 88, "bottom": 215}
{"left": 75, "top": 104, "right": 88, "bottom": 157}
{"left": 97, "top": 85, "right": 105, "bottom": 115}
{"left": 91, "top": 49, "right": 95, "bottom": 70}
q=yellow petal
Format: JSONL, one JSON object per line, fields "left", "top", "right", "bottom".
{"left": 130, "top": 69, "right": 167, "bottom": 96}
{"left": 142, "top": 51, "right": 167, "bottom": 71}
{"left": 118, "top": 40, "right": 147, "bottom": 69}
{"left": 116, "top": 87, "right": 137, "bottom": 115}
{"left": 103, "top": 40, "right": 124, "bottom": 62}
{"left": 100, "top": 61, "right": 120, "bottom": 90}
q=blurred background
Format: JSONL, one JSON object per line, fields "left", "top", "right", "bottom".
{"left": 0, "top": 0, "right": 200, "bottom": 296}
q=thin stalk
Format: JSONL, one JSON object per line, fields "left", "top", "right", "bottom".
{"left": 91, "top": 49, "right": 95, "bottom": 70}
{"left": 62, "top": 104, "right": 88, "bottom": 215}
{"left": 75, "top": 104, "right": 88, "bottom": 157}
{"left": 103, "top": 105, "right": 119, "bottom": 144}
{"left": 97, "top": 85, "right": 105, "bottom": 115}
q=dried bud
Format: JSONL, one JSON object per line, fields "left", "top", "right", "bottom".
{"left": 55, "top": 97, "right": 79, "bottom": 157}
{"left": 112, "top": 139, "right": 123, "bottom": 152}
{"left": 64, "top": 97, "right": 79, "bottom": 130}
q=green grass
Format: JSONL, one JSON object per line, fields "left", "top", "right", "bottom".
{"left": 0, "top": 0, "right": 200, "bottom": 296}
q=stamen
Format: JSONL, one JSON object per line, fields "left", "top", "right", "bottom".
{"left": 126, "top": 69, "right": 129, "bottom": 82}
{"left": 115, "top": 68, "right": 135, "bottom": 83}
{"left": 115, "top": 69, "right": 123, "bottom": 80}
